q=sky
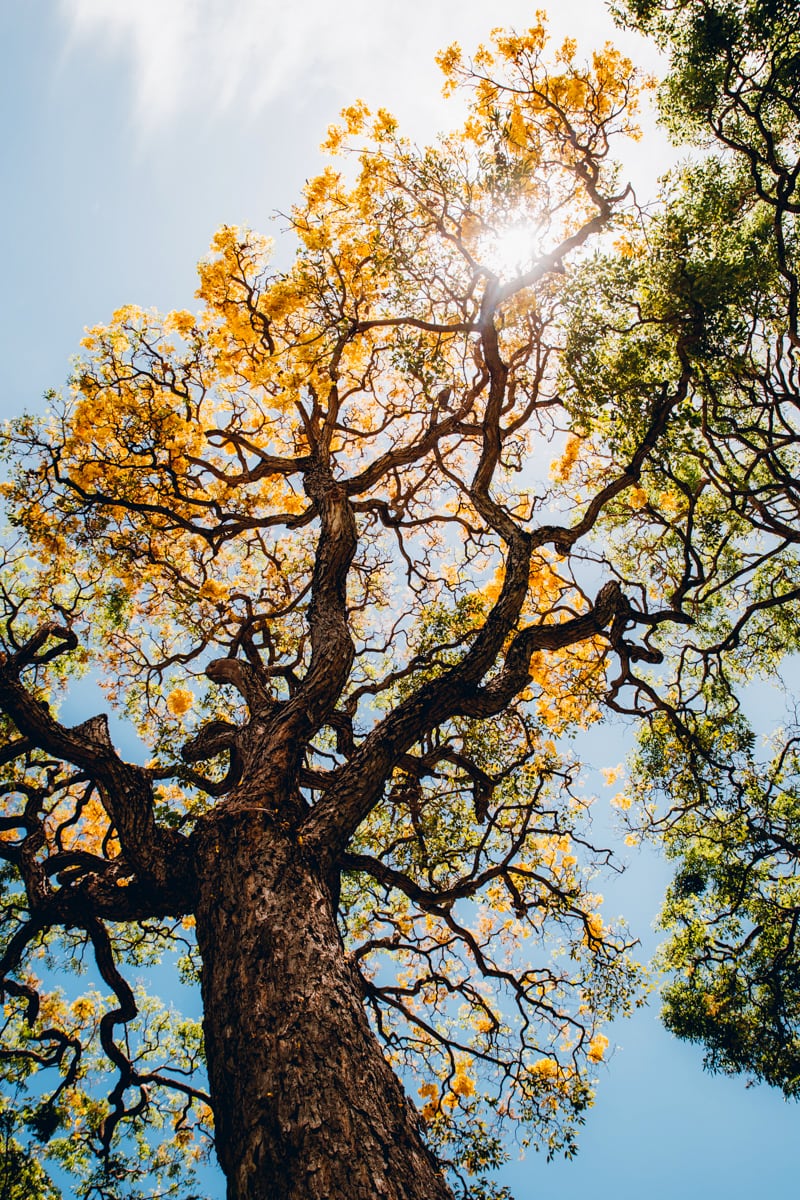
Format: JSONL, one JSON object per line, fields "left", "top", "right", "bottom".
{"left": 2, "top": 2, "right": 799, "bottom": 1198}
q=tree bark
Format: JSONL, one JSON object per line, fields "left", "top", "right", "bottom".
{"left": 193, "top": 807, "right": 454, "bottom": 1200}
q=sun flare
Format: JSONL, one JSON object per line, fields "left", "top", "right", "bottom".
{"left": 480, "top": 221, "right": 538, "bottom": 280}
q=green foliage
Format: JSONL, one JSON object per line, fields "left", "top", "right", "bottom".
{"left": 0, "top": 1121, "right": 61, "bottom": 1200}
{"left": 633, "top": 712, "right": 800, "bottom": 1095}
{"left": 0, "top": 881, "right": 210, "bottom": 1200}
{"left": 617, "top": 0, "right": 800, "bottom": 151}
{"left": 554, "top": 0, "right": 800, "bottom": 1102}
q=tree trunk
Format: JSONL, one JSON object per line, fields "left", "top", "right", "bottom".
{"left": 193, "top": 808, "right": 454, "bottom": 1200}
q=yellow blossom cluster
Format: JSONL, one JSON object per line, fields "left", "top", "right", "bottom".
{"left": 584, "top": 911, "right": 605, "bottom": 948}
{"left": 550, "top": 434, "right": 583, "bottom": 483}
{"left": 587, "top": 1033, "right": 609, "bottom": 1062}
{"left": 166, "top": 688, "right": 194, "bottom": 717}
{"left": 417, "top": 1059, "right": 477, "bottom": 1121}
{"left": 529, "top": 1056, "right": 559, "bottom": 1079}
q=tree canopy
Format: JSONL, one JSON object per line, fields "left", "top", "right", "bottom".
{"left": 611, "top": 0, "right": 800, "bottom": 1097}
{"left": 1, "top": 4, "right": 799, "bottom": 1198}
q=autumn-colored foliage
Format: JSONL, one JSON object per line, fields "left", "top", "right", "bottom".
{"left": 1, "top": 5, "right": 800, "bottom": 1199}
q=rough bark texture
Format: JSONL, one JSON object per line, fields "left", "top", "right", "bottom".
{"left": 193, "top": 806, "right": 454, "bottom": 1200}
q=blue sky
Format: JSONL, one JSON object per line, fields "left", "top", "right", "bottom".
{"left": 2, "top": 2, "right": 798, "bottom": 1197}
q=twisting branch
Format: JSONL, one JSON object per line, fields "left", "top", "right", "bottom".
{"left": 0, "top": 624, "right": 194, "bottom": 901}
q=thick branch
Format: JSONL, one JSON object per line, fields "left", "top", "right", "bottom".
{"left": 303, "top": 580, "right": 625, "bottom": 863}
{"left": 0, "top": 628, "right": 192, "bottom": 899}
{"left": 271, "top": 470, "right": 358, "bottom": 771}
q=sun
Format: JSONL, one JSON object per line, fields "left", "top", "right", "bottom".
{"left": 479, "top": 221, "right": 538, "bottom": 280}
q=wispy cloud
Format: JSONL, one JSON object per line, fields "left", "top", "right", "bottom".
{"left": 60, "top": 0, "right": 364, "bottom": 128}
{"left": 58, "top": 1, "right": 666, "bottom": 149}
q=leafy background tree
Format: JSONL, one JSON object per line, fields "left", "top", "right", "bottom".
{"left": 602, "top": 0, "right": 800, "bottom": 1097}
{"left": 2, "top": 2, "right": 800, "bottom": 1198}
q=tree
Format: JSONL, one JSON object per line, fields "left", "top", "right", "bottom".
{"left": 0, "top": 1104, "right": 60, "bottom": 1200}
{"left": 601, "top": 0, "right": 800, "bottom": 1095}
{"left": 0, "top": 8, "right": 798, "bottom": 1199}
{"left": 0, "top": 25, "right": 653, "bottom": 1198}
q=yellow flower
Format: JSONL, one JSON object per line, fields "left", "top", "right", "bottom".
{"left": 435, "top": 42, "right": 463, "bottom": 77}
{"left": 165, "top": 309, "right": 195, "bottom": 338}
{"left": 550, "top": 434, "right": 582, "bottom": 482}
{"left": 70, "top": 996, "right": 95, "bottom": 1022}
{"left": 451, "top": 1070, "right": 476, "bottom": 1098}
{"left": 585, "top": 912, "right": 604, "bottom": 944}
{"left": 587, "top": 1033, "right": 609, "bottom": 1062}
{"left": 199, "top": 579, "right": 228, "bottom": 602}
{"left": 166, "top": 688, "right": 194, "bottom": 717}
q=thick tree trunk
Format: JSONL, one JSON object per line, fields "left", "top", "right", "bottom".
{"left": 193, "top": 808, "right": 454, "bottom": 1200}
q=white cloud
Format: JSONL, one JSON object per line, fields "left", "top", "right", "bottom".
{"left": 58, "top": 0, "right": 669, "bottom": 172}
{"left": 60, "top": 0, "right": 480, "bottom": 130}
{"left": 61, "top": 0, "right": 350, "bottom": 128}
